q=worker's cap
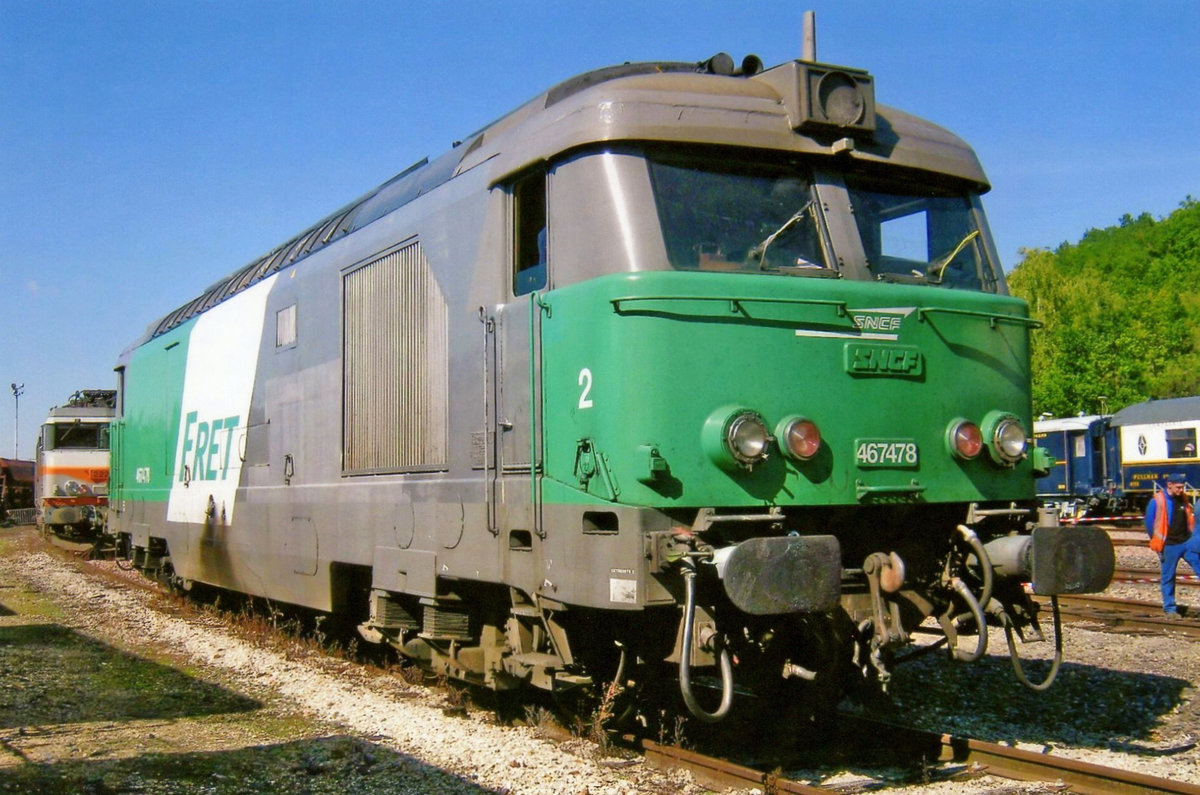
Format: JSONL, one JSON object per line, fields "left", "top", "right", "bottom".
{"left": 1167, "top": 473, "right": 1188, "bottom": 484}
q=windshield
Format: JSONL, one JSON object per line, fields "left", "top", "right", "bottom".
{"left": 845, "top": 173, "right": 997, "bottom": 291}
{"left": 644, "top": 150, "right": 1001, "bottom": 292}
{"left": 648, "top": 155, "right": 829, "bottom": 273}
{"left": 44, "top": 422, "right": 109, "bottom": 451}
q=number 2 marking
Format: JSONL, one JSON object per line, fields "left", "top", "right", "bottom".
{"left": 578, "top": 368, "right": 594, "bottom": 409}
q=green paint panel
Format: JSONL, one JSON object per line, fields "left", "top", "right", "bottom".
{"left": 110, "top": 322, "right": 194, "bottom": 508}
{"left": 539, "top": 271, "right": 1034, "bottom": 508}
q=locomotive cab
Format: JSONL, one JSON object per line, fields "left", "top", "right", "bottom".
{"left": 492, "top": 53, "right": 1115, "bottom": 719}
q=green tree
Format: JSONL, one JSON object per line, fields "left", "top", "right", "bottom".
{"left": 1007, "top": 198, "right": 1200, "bottom": 417}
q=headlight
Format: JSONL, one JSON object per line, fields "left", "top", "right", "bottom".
{"left": 728, "top": 412, "right": 772, "bottom": 465}
{"left": 982, "top": 411, "right": 1028, "bottom": 465}
{"left": 993, "top": 418, "right": 1029, "bottom": 462}
{"left": 703, "top": 407, "right": 773, "bottom": 471}
{"left": 776, "top": 416, "right": 821, "bottom": 461}
{"left": 947, "top": 419, "right": 983, "bottom": 460}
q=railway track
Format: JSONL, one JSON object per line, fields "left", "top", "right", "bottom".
{"left": 1035, "top": 592, "right": 1200, "bottom": 639}
{"left": 634, "top": 713, "right": 1200, "bottom": 794}
{"left": 18, "top": 525, "right": 1200, "bottom": 793}
{"left": 1113, "top": 565, "right": 1200, "bottom": 586}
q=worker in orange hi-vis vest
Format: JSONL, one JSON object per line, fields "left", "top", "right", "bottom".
{"left": 1145, "top": 473, "right": 1200, "bottom": 618}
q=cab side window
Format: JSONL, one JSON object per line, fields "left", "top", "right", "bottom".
{"left": 513, "top": 171, "right": 547, "bottom": 295}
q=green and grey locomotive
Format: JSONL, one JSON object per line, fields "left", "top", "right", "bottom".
{"left": 108, "top": 39, "right": 1115, "bottom": 725}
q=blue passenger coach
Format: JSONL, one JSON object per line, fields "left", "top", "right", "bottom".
{"left": 1035, "top": 395, "right": 1200, "bottom": 518}
{"left": 1034, "top": 415, "right": 1118, "bottom": 517}
{"left": 1113, "top": 396, "right": 1200, "bottom": 509}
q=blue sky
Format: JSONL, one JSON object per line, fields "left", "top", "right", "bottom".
{"left": 2, "top": 1, "right": 1198, "bottom": 459}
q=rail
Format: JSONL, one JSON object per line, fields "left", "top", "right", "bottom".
{"left": 607, "top": 294, "right": 1040, "bottom": 339}
{"left": 1034, "top": 593, "right": 1200, "bottom": 640}
{"left": 1114, "top": 566, "right": 1200, "bottom": 586}
{"left": 633, "top": 713, "right": 1200, "bottom": 794}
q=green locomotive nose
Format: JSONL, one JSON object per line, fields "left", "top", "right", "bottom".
{"left": 538, "top": 270, "right": 1037, "bottom": 511}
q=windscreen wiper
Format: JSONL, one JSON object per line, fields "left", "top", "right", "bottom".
{"left": 746, "top": 199, "right": 815, "bottom": 269}
{"left": 927, "top": 229, "right": 980, "bottom": 282}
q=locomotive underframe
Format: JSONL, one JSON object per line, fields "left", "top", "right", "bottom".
{"left": 111, "top": 492, "right": 1114, "bottom": 727}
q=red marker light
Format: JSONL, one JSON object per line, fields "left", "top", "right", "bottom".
{"left": 950, "top": 420, "right": 983, "bottom": 459}
{"left": 778, "top": 417, "right": 821, "bottom": 461}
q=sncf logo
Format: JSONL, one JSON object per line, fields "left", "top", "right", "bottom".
{"left": 846, "top": 343, "right": 924, "bottom": 378}
{"left": 851, "top": 313, "right": 903, "bottom": 332}
{"left": 178, "top": 411, "right": 240, "bottom": 482}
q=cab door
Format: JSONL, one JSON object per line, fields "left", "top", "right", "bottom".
{"left": 493, "top": 170, "right": 547, "bottom": 539}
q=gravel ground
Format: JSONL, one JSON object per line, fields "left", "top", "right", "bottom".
{"left": 1, "top": 525, "right": 1197, "bottom": 794}
{"left": 873, "top": 532, "right": 1200, "bottom": 790}
{"left": 0, "top": 528, "right": 704, "bottom": 795}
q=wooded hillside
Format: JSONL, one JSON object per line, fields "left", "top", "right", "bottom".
{"left": 1006, "top": 197, "right": 1200, "bottom": 417}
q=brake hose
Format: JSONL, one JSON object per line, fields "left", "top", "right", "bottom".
{"left": 679, "top": 565, "right": 734, "bottom": 722}
{"left": 1002, "top": 595, "right": 1063, "bottom": 691}
{"left": 942, "top": 576, "right": 988, "bottom": 662}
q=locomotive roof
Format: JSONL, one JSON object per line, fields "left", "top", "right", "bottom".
{"left": 1034, "top": 415, "right": 1109, "bottom": 433}
{"left": 1111, "top": 396, "right": 1200, "bottom": 427}
{"left": 45, "top": 390, "right": 117, "bottom": 421}
{"left": 45, "top": 405, "right": 115, "bottom": 421}
{"left": 133, "top": 57, "right": 991, "bottom": 348}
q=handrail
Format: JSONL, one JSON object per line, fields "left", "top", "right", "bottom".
{"left": 917, "top": 306, "right": 1042, "bottom": 329}
{"left": 610, "top": 294, "right": 848, "bottom": 315}
{"left": 608, "top": 295, "right": 1038, "bottom": 331}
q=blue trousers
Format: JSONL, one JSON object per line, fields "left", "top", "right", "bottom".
{"left": 1160, "top": 533, "right": 1200, "bottom": 613}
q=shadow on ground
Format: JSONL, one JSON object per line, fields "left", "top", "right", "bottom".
{"left": 884, "top": 652, "right": 1190, "bottom": 748}
{"left": 0, "top": 623, "right": 261, "bottom": 727}
{"left": 722, "top": 654, "right": 1196, "bottom": 787}
{"left": 0, "top": 734, "right": 501, "bottom": 794}
{"left": 0, "top": 586, "right": 17, "bottom": 616}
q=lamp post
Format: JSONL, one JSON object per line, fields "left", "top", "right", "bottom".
{"left": 9, "top": 383, "right": 23, "bottom": 459}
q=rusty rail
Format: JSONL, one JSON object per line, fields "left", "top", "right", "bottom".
{"left": 634, "top": 715, "right": 1200, "bottom": 795}
{"left": 838, "top": 715, "right": 1200, "bottom": 795}
{"left": 634, "top": 736, "right": 827, "bottom": 793}
{"left": 1113, "top": 566, "right": 1200, "bottom": 586}
{"left": 940, "top": 732, "right": 1200, "bottom": 795}
{"left": 1035, "top": 593, "right": 1200, "bottom": 639}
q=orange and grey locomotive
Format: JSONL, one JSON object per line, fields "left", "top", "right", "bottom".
{"left": 36, "top": 390, "right": 115, "bottom": 539}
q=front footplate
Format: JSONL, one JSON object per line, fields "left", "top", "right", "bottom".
{"left": 985, "top": 526, "right": 1115, "bottom": 595}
